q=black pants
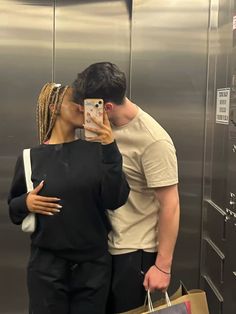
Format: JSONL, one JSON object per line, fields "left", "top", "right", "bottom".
{"left": 27, "top": 247, "right": 111, "bottom": 314}
{"left": 107, "top": 250, "right": 156, "bottom": 313}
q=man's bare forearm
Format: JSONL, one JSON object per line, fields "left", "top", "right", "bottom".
{"left": 154, "top": 185, "right": 180, "bottom": 272}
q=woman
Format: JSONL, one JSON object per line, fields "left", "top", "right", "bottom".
{"left": 8, "top": 83, "right": 130, "bottom": 314}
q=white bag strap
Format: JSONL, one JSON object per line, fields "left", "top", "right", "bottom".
{"left": 147, "top": 290, "right": 172, "bottom": 312}
{"left": 23, "top": 149, "right": 33, "bottom": 192}
{"left": 165, "top": 291, "right": 171, "bottom": 307}
{"left": 147, "top": 290, "right": 154, "bottom": 311}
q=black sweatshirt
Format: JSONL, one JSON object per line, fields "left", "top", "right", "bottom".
{"left": 8, "top": 140, "right": 130, "bottom": 262}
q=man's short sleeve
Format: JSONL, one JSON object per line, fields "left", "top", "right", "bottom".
{"left": 141, "top": 140, "right": 178, "bottom": 188}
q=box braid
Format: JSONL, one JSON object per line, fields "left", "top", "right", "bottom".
{"left": 36, "top": 83, "right": 69, "bottom": 144}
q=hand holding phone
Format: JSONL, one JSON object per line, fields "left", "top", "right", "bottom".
{"left": 84, "top": 99, "right": 104, "bottom": 138}
{"left": 83, "top": 98, "right": 114, "bottom": 144}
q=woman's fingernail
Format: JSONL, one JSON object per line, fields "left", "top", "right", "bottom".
{"left": 55, "top": 209, "right": 61, "bottom": 213}
{"left": 48, "top": 212, "right": 54, "bottom": 216}
{"left": 40, "top": 180, "right": 44, "bottom": 184}
{"left": 57, "top": 205, "right": 62, "bottom": 209}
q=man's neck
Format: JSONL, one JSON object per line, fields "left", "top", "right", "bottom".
{"left": 111, "top": 98, "right": 139, "bottom": 127}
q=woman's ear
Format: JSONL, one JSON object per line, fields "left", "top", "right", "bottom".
{"left": 49, "top": 104, "right": 56, "bottom": 113}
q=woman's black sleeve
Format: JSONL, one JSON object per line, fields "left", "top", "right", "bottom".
{"left": 7, "top": 154, "right": 29, "bottom": 224}
{"left": 101, "top": 141, "right": 130, "bottom": 210}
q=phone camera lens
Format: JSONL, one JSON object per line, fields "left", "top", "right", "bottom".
{"left": 98, "top": 101, "right": 102, "bottom": 104}
{"left": 95, "top": 104, "right": 99, "bottom": 107}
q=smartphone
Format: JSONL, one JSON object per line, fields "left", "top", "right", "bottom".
{"left": 84, "top": 98, "right": 104, "bottom": 138}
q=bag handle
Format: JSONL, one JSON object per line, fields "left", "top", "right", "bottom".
{"left": 147, "top": 290, "right": 172, "bottom": 312}
{"left": 23, "top": 149, "right": 33, "bottom": 192}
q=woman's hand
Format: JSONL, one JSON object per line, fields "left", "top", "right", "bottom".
{"left": 26, "top": 181, "right": 62, "bottom": 216}
{"left": 83, "top": 111, "right": 114, "bottom": 145}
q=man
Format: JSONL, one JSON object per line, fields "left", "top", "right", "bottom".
{"left": 73, "top": 62, "right": 180, "bottom": 313}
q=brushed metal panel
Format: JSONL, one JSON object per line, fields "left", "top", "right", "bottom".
{"left": 202, "top": 275, "right": 223, "bottom": 314}
{"left": 211, "top": 47, "right": 229, "bottom": 209}
{"left": 202, "top": 0, "right": 219, "bottom": 204}
{"left": 202, "top": 0, "right": 236, "bottom": 313}
{"left": 204, "top": 238, "right": 224, "bottom": 293}
{"left": 131, "top": 0, "right": 209, "bottom": 290}
{"left": 54, "top": 0, "right": 131, "bottom": 92}
{"left": 211, "top": 0, "right": 231, "bottom": 210}
{"left": 224, "top": 2, "right": 236, "bottom": 308}
{"left": 204, "top": 201, "right": 226, "bottom": 252}
{"left": 0, "top": 0, "right": 53, "bottom": 313}
{"left": 223, "top": 219, "right": 236, "bottom": 314}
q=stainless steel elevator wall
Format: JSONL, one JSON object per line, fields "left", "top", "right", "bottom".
{"left": 0, "top": 1, "right": 131, "bottom": 313}
{"left": 54, "top": 1, "right": 131, "bottom": 88}
{"left": 3, "top": 0, "right": 233, "bottom": 313}
{"left": 0, "top": 1, "right": 53, "bottom": 313}
{"left": 131, "top": 0, "right": 209, "bottom": 290}
{"left": 202, "top": 0, "right": 236, "bottom": 313}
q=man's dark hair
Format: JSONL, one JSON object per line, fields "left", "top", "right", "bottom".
{"left": 72, "top": 62, "right": 127, "bottom": 105}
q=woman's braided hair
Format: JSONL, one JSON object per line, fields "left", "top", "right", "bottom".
{"left": 36, "top": 83, "right": 69, "bottom": 144}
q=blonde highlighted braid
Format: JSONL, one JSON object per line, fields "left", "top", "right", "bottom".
{"left": 36, "top": 83, "right": 69, "bottom": 144}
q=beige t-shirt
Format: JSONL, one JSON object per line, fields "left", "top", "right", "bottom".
{"left": 108, "top": 107, "right": 178, "bottom": 255}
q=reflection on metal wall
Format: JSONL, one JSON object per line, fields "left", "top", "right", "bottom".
{"left": 54, "top": 0, "right": 131, "bottom": 89}
{"left": 131, "top": 0, "right": 209, "bottom": 290}
{"left": 0, "top": 1, "right": 131, "bottom": 313}
{"left": 0, "top": 0, "right": 53, "bottom": 313}
{"left": 54, "top": 1, "right": 131, "bottom": 142}
{"left": 4, "top": 0, "right": 236, "bottom": 313}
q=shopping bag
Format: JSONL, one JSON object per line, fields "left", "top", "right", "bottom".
{"left": 119, "top": 283, "right": 209, "bottom": 314}
{"left": 119, "top": 290, "right": 191, "bottom": 314}
{"left": 142, "top": 290, "right": 191, "bottom": 314}
{"left": 164, "top": 283, "right": 209, "bottom": 314}
{"left": 151, "top": 303, "right": 191, "bottom": 314}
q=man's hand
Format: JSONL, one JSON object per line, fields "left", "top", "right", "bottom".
{"left": 143, "top": 265, "right": 171, "bottom": 292}
{"left": 26, "top": 181, "right": 62, "bottom": 216}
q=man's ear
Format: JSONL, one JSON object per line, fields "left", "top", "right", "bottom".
{"left": 78, "top": 104, "right": 84, "bottom": 112}
{"left": 104, "top": 102, "right": 113, "bottom": 111}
